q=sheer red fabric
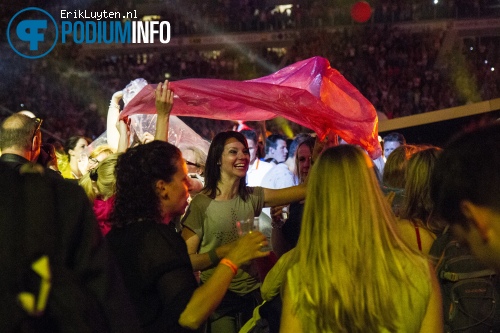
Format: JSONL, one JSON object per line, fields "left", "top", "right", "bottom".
{"left": 121, "top": 56, "right": 381, "bottom": 158}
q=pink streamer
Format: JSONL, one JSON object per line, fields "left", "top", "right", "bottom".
{"left": 121, "top": 56, "right": 381, "bottom": 158}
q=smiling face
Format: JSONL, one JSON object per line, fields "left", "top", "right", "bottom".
{"left": 220, "top": 137, "right": 250, "bottom": 180}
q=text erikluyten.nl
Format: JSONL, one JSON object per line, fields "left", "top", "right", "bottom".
{"left": 60, "top": 9, "right": 138, "bottom": 21}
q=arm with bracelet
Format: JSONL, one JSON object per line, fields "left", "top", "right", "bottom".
{"left": 179, "top": 231, "right": 269, "bottom": 329}
{"left": 182, "top": 228, "right": 241, "bottom": 271}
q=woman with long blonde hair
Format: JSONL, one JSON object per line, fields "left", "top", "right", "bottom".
{"left": 281, "top": 145, "right": 443, "bottom": 333}
{"left": 398, "top": 147, "right": 444, "bottom": 254}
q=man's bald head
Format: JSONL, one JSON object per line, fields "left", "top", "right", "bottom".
{"left": 0, "top": 113, "right": 38, "bottom": 153}
{"left": 18, "top": 110, "right": 36, "bottom": 119}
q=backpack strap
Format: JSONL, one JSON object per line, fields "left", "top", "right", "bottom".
{"left": 414, "top": 223, "right": 422, "bottom": 252}
{"left": 441, "top": 269, "right": 496, "bottom": 282}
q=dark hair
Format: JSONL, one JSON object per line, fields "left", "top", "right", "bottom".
{"left": 110, "top": 141, "right": 182, "bottom": 227}
{"left": 203, "top": 131, "right": 251, "bottom": 200}
{"left": 37, "top": 143, "right": 57, "bottom": 167}
{"left": 64, "top": 136, "right": 90, "bottom": 155}
{"left": 383, "top": 132, "right": 406, "bottom": 145}
{"left": 265, "top": 134, "right": 287, "bottom": 154}
{"left": 240, "top": 129, "right": 258, "bottom": 144}
{"left": 47, "top": 138, "right": 64, "bottom": 153}
{"left": 0, "top": 114, "right": 37, "bottom": 151}
{"left": 240, "top": 129, "right": 266, "bottom": 158}
{"left": 431, "top": 123, "right": 500, "bottom": 230}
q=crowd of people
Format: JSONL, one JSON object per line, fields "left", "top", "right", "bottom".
{"left": 2, "top": 2, "right": 500, "bottom": 143}
{"left": 2, "top": 67, "right": 500, "bottom": 331}
{"left": 4, "top": 0, "right": 495, "bottom": 39}
{"left": 3, "top": 2, "right": 500, "bottom": 333}
{"left": 2, "top": 77, "right": 500, "bottom": 331}
{"left": 116, "top": 0, "right": 500, "bottom": 36}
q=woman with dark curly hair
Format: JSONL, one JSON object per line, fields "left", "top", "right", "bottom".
{"left": 106, "top": 140, "right": 269, "bottom": 332}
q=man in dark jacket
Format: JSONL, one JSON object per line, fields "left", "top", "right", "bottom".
{"left": 0, "top": 112, "right": 62, "bottom": 179}
{"left": 0, "top": 161, "right": 141, "bottom": 332}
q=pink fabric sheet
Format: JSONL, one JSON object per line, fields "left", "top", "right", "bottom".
{"left": 121, "top": 56, "right": 381, "bottom": 158}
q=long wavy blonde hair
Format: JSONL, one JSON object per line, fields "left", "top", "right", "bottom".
{"left": 400, "top": 146, "right": 444, "bottom": 233}
{"left": 288, "top": 145, "right": 428, "bottom": 332}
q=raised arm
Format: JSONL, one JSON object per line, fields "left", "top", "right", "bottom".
{"left": 263, "top": 182, "right": 306, "bottom": 208}
{"left": 116, "top": 118, "right": 130, "bottom": 153}
{"left": 107, "top": 91, "right": 123, "bottom": 151}
{"left": 154, "top": 80, "right": 174, "bottom": 142}
{"left": 312, "top": 132, "right": 337, "bottom": 162}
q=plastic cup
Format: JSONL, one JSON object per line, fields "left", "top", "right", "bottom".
{"left": 236, "top": 217, "right": 259, "bottom": 236}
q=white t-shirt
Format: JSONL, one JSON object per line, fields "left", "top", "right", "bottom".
{"left": 246, "top": 159, "right": 274, "bottom": 187}
{"left": 260, "top": 163, "right": 297, "bottom": 189}
{"left": 260, "top": 162, "right": 297, "bottom": 219}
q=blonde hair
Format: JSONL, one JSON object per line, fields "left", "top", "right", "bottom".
{"left": 401, "top": 146, "right": 444, "bottom": 233}
{"left": 293, "top": 136, "right": 315, "bottom": 184}
{"left": 89, "top": 144, "right": 115, "bottom": 160}
{"left": 182, "top": 145, "right": 207, "bottom": 175}
{"left": 288, "top": 145, "right": 428, "bottom": 332}
{"left": 382, "top": 144, "right": 421, "bottom": 188}
{"left": 79, "top": 153, "right": 121, "bottom": 202}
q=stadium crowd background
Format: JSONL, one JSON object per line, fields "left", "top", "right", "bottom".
{"left": 0, "top": 0, "right": 499, "bottom": 143}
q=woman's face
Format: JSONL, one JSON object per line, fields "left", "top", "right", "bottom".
{"left": 297, "top": 144, "right": 312, "bottom": 180}
{"left": 219, "top": 137, "right": 250, "bottom": 180}
{"left": 159, "top": 158, "right": 192, "bottom": 219}
{"left": 70, "top": 138, "right": 88, "bottom": 161}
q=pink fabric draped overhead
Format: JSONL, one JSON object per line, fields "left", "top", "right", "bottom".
{"left": 121, "top": 56, "right": 381, "bottom": 158}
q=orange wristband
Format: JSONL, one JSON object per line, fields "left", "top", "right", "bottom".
{"left": 219, "top": 258, "right": 238, "bottom": 275}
